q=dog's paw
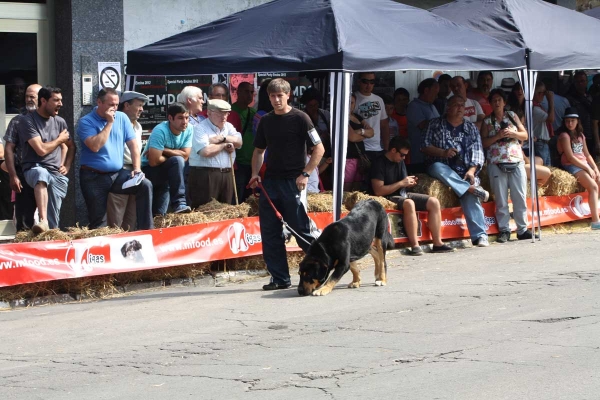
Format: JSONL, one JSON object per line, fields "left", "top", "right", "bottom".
{"left": 312, "top": 286, "right": 333, "bottom": 296}
{"left": 348, "top": 281, "right": 361, "bottom": 289}
{"left": 375, "top": 280, "right": 387, "bottom": 286}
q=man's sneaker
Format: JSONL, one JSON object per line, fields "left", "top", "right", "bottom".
{"left": 407, "top": 245, "right": 424, "bottom": 256}
{"left": 496, "top": 231, "right": 511, "bottom": 243}
{"left": 472, "top": 186, "right": 490, "bottom": 202}
{"left": 262, "top": 282, "right": 292, "bottom": 291}
{"left": 591, "top": 221, "right": 600, "bottom": 230}
{"left": 173, "top": 204, "right": 192, "bottom": 214}
{"left": 32, "top": 219, "right": 49, "bottom": 235}
{"left": 431, "top": 244, "right": 455, "bottom": 253}
{"left": 476, "top": 236, "right": 489, "bottom": 247}
{"left": 517, "top": 230, "right": 539, "bottom": 240}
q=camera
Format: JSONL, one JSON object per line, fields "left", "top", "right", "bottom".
{"left": 500, "top": 121, "right": 509, "bottom": 129}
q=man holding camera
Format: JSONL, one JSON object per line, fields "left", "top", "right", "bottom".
{"left": 422, "top": 95, "right": 490, "bottom": 247}
{"left": 188, "top": 99, "right": 243, "bottom": 207}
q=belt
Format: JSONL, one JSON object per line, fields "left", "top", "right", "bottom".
{"left": 537, "top": 139, "right": 550, "bottom": 144}
{"left": 80, "top": 165, "right": 116, "bottom": 175}
{"left": 191, "top": 166, "right": 231, "bottom": 173}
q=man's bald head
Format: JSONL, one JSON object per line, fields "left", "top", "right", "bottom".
{"left": 25, "top": 84, "right": 42, "bottom": 111}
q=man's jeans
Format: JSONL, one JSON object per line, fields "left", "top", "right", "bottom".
{"left": 427, "top": 162, "right": 488, "bottom": 243}
{"left": 534, "top": 141, "right": 551, "bottom": 167}
{"left": 142, "top": 156, "right": 187, "bottom": 215}
{"left": 80, "top": 168, "right": 153, "bottom": 230}
{"left": 24, "top": 166, "right": 68, "bottom": 229}
{"left": 259, "top": 178, "right": 314, "bottom": 286}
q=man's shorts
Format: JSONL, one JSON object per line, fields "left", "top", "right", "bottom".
{"left": 389, "top": 192, "right": 430, "bottom": 211}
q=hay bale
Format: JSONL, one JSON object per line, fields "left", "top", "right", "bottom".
{"left": 245, "top": 195, "right": 260, "bottom": 216}
{"left": 67, "top": 225, "right": 124, "bottom": 240}
{"left": 343, "top": 191, "right": 397, "bottom": 211}
{"left": 412, "top": 173, "right": 460, "bottom": 208}
{"left": 13, "top": 229, "right": 72, "bottom": 243}
{"left": 154, "top": 199, "right": 251, "bottom": 228}
{"left": 544, "top": 167, "right": 583, "bottom": 196}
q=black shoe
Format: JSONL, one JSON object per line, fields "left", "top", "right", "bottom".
{"left": 431, "top": 244, "right": 456, "bottom": 253}
{"left": 262, "top": 282, "right": 292, "bottom": 291}
{"left": 517, "top": 230, "right": 539, "bottom": 240}
{"left": 496, "top": 231, "right": 511, "bottom": 243}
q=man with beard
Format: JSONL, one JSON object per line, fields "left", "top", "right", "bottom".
{"left": 18, "top": 86, "right": 75, "bottom": 233}
{"left": 468, "top": 71, "right": 494, "bottom": 116}
{"left": 2, "top": 84, "right": 42, "bottom": 227}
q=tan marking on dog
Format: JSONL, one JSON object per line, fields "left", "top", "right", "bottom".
{"left": 348, "top": 261, "right": 361, "bottom": 288}
{"left": 312, "top": 278, "right": 339, "bottom": 296}
{"left": 370, "top": 238, "right": 387, "bottom": 286}
{"left": 302, "top": 279, "right": 320, "bottom": 295}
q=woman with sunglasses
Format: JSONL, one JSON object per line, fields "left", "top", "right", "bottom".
{"left": 557, "top": 107, "right": 600, "bottom": 230}
{"left": 481, "top": 89, "right": 531, "bottom": 243}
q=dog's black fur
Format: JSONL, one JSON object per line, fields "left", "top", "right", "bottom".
{"left": 298, "top": 199, "right": 394, "bottom": 296}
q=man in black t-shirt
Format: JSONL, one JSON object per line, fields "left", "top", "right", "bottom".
{"left": 250, "top": 78, "right": 325, "bottom": 290}
{"left": 371, "top": 136, "right": 454, "bottom": 256}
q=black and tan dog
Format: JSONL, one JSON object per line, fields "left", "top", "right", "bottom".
{"left": 298, "top": 199, "right": 394, "bottom": 296}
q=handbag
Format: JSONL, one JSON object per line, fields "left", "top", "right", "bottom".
{"left": 496, "top": 162, "right": 520, "bottom": 173}
{"left": 354, "top": 143, "right": 371, "bottom": 174}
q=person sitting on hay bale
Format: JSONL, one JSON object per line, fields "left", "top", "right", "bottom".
{"left": 371, "top": 136, "right": 455, "bottom": 256}
{"left": 422, "top": 95, "right": 490, "bottom": 247}
{"left": 481, "top": 89, "right": 533, "bottom": 243}
{"left": 557, "top": 107, "right": 600, "bottom": 230}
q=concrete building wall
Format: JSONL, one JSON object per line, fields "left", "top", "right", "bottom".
{"left": 55, "top": 0, "right": 125, "bottom": 227}
{"left": 123, "top": 0, "right": 272, "bottom": 61}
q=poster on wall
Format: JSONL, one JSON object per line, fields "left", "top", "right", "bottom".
{"left": 132, "top": 76, "right": 167, "bottom": 132}
{"left": 256, "top": 72, "right": 311, "bottom": 108}
{"left": 229, "top": 74, "right": 255, "bottom": 106}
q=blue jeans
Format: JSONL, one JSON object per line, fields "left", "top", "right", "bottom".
{"left": 23, "top": 166, "right": 68, "bottom": 229}
{"left": 534, "top": 141, "right": 551, "bottom": 166}
{"left": 259, "top": 178, "right": 314, "bottom": 286}
{"left": 142, "top": 156, "right": 187, "bottom": 215}
{"left": 428, "top": 162, "right": 488, "bottom": 243}
{"left": 80, "top": 168, "right": 154, "bottom": 230}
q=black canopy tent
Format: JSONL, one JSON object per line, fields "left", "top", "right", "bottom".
{"left": 127, "top": 0, "right": 526, "bottom": 221}
{"left": 584, "top": 7, "right": 600, "bottom": 19}
{"left": 432, "top": 0, "right": 600, "bottom": 240}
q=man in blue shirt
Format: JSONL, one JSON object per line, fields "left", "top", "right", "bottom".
{"left": 406, "top": 78, "right": 440, "bottom": 173}
{"left": 141, "top": 102, "right": 193, "bottom": 215}
{"left": 77, "top": 88, "right": 153, "bottom": 230}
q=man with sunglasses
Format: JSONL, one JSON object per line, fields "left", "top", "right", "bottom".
{"left": 354, "top": 72, "right": 390, "bottom": 162}
{"left": 371, "top": 136, "right": 454, "bottom": 256}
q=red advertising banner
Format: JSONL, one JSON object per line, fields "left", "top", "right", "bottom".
{"left": 0, "top": 193, "right": 595, "bottom": 288}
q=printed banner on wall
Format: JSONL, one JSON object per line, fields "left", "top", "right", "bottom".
{"left": 0, "top": 192, "right": 594, "bottom": 288}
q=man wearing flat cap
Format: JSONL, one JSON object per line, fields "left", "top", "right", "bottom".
{"left": 141, "top": 102, "right": 193, "bottom": 215}
{"left": 188, "top": 99, "right": 243, "bottom": 207}
{"left": 106, "top": 91, "right": 147, "bottom": 230}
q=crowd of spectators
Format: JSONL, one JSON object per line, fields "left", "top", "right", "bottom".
{"left": 2, "top": 70, "right": 599, "bottom": 242}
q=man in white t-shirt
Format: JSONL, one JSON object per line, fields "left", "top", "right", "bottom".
{"left": 451, "top": 76, "right": 484, "bottom": 130}
{"left": 353, "top": 72, "right": 390, "bottom": 162}
{"left": 107, "top": 91, "right": 147, "bottom": 230}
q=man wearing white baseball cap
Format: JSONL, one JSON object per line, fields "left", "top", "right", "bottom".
{"left": 106, "top": 91, "right": 148, "bottom": 230}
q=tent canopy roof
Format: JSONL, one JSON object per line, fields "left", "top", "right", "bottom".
{"left": 126, "top": 0, "right": 525, "bottom": 76}
{"left": 431, "top": 0, "right": 600, "bottom": 71}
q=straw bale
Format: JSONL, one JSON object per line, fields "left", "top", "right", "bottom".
{"left": 67, "top": 225, "right": 124, "bottom": 240}
{"left": 154, "top": 199, "right": 251, "bottom": 228}
{"left": 412, "top": 173, "right": 460, "bottom": 208}
{"left": 245, "top": 195, "right": 260, "bottom": 216}
{"left": 13, "top": 229, "right": 72, "bottom": 243}
{"left": 544, "top": 167, "right": 583, "bottom": 196}
{"left": 343, "top": 191, "right": 397, "bottom": 211}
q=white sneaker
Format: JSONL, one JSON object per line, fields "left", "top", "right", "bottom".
{"left": 476, "top": 236, "right": 489, "bottom": 247}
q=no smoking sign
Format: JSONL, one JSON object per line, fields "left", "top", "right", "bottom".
{"left": 98, "top": 62, "right": 122, "bottom": 90}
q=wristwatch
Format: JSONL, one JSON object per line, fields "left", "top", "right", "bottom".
{"left": 221, "top": 136, "right": 227, "bottom": 143}
{"left": 301, "top": 171, "right": 310, "bottom": 178}
{"left": 360, "top": 128, "right": 365, "bottom": 136}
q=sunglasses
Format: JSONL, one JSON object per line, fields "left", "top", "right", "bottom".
{"left": 360, "top": 79, "right": 376, "bottom": 85}
{"left": 399, "top": 151, "right": 409, "bottom": 158}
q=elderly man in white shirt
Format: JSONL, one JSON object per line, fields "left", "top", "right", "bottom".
{"left": 189, "top": 99, "right": 242, "bottom": 207}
